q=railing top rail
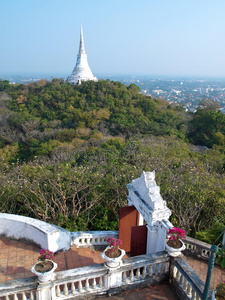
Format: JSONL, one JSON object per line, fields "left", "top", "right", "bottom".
{"left": 0, "top": 277, "right": 38, "bottom": 296}
{"left": 71, "top": 230, "right": 118, "bottom": 237}
{"left": 53, "top": 263, "right": 108, "bottom": 284}
{"left": 120, "top": 251, "right": 170, "bottom": 270}
{"left": 185, "top": 236, "right": 212, "bottom": 250}
{"left": 52, "top": 251, "right": 170, "bottom": 285}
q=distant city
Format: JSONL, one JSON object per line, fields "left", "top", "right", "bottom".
{"left": 1, "top": 73, "right": 225, "bottom": 112}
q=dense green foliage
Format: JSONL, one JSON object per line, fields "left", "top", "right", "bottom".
{"left": 1, "top": 79, "right": 188, "bottom": 158}
{"left": 0, "top": 79, "right": 225, "bottom": 243}
{"left": 188, "top": 99, "right": 225, "bottom": 147}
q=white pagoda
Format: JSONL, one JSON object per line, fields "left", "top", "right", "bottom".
{"left": 67, "top": 25, "right": 98, "bottom": 85}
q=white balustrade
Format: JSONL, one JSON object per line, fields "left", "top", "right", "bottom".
{"left": 0, "top": 252, "right": 205, "bottom": 300}
{"left": 184, "top": 236, "right": 213, "bottom": 261}
{"left": 71, "top": 231, "right": 119, "bottom": 248}
{"left": 184, "top": 242, "right": 196, "bottom": 252}
{"left": 55, "top": 275, "right": 105, "bottom": 298}
{"left": 120, "top": 256, "right": 170, "bottom": 286}
{"left": 0, "top": 290, "right": 36, "bottom": 300}
{"left": 201, "top": 249, "right": 211, "bottom": 258}
{"left": 171, "top": 264, "right": 202, "bottom": 300}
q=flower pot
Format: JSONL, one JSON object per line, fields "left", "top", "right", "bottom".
{"left": 213, "top": 287, "right": 225, "bottom": 299}
{"left": 212, "top": 289, "right": 216, "bottom": 300}
{"left": 165, "top": 239, "right": 185, "bottom": 257}
{"left": 101, "top": 246, "right": 125, "bottom": 268}
{"left": 31, "top": 259, "right": 57, "bottom": 282}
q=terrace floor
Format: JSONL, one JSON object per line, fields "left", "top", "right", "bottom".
{"left": 0, "top": 237, "right": 225, "bottom": 298}
{"left": 96, "top": 284, "right": 178, "bottom": 300}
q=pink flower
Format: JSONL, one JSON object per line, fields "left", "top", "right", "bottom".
{"left": 107, "top": 238, "right": 122, "bottom": 251}
{"left": 168, "top": 227, "right": 186, "bottom": 241}
{"left": 38, "top": 249, "right": 54, "bottom": 264}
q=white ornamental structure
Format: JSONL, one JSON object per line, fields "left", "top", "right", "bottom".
{"left": 127, "top": 171, "right": 173, "bottom": 254}
{"left": 67, "top": 25, "right": 98, "bottom": 85}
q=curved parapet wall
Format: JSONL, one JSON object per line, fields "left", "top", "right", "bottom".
{"left": 0, "top": 213, "right": 71, "bottom": 252}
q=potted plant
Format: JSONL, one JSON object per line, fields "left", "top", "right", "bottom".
{"left": 101, "top": 238, "right": 125, "bottom": 268}
{"left": 165, "top": 227, "right": 186, "bottom": 257}
{"left": 31, "top": 249, "right": 57, "bottom": 282}
{"left": 213, "top": 281, "right": 225, "bottom": 299}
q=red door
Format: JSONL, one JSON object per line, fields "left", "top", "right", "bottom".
{"left": 119, "top": 206, "right": 139, "bottom": 252}
{"left": 130, "top": 225, "right": 147, "bottom": 257}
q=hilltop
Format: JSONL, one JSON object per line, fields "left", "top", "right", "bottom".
{"left": 0, "top": 79, "right": 225, "bottom": 243}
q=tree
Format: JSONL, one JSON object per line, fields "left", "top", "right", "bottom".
{"left": 189, "top": 109, "right": 225, "bottom": 147}
{"left": 197, "top": 98, "right": 220, "bottom": 112}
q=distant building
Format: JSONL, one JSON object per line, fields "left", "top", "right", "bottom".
{"left": 171, "top": 89, "right": 181, "bottom": 95}
{"left": 152, "top": 89, "right": 164, "bottom": 95}
{"left": 67, "top": 25, "right": 97, "bottom": 85}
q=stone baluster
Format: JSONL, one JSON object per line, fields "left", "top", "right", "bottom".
{"left": 179, "top": 274, "right": 184, "bottom": 286}
{"left": 22, "top": 292, "right": 27, "bottom": 300}
{"left": 177, "top": 271, "right": 181, "bottom": 283}
{"left": 56, "top": 285, "right": 61, "bottom": 297}
{"left": 78, "top": 280, "right": 82, "bottom": 293}
{"left": 192, "top": 289, "right": 197, "bottom": 300}
{"left": 5, "top": 296, "right": 10, "bottom": 300}
{"left": 142, "top": 266, "right": 147, "bottom": 279}
{"left": 161, "top": 262, "right": 165, "bottom": 273}
{"left": 30, "top": 291, "right": 35, "bottom": 300}
{"left": 174, "top": 266, "right": 178, "bottom": 279}
{"left": 174, "top": 267, "right": 181, "bottom": 282}
{"left": 85, "top": 278, "right": 90, "bottom": 291}
{"left": 71, "top": 282, "right": 76, "bottom": 294}
{"left": 165, "top": 262, "right": 169, "bottom": 273}
{"left": 130, "top": 269, "right": 134, "bottom": 282}
{"left": 13, "top": 294, "right": 19, "bottom": 300}
{"left": 187, "top": 282, "right": 192, "bottom": 297}
{"left": 92, "top": 277, "right": 96, "bottom": 290}
{"left": 136, "top": 268, "right": 140, "bottom": 279}
{"left": 183, "top": 278, "right": 188, "bottom": 291}
{"left": 149, "top": 264, "right": 153, "bottom": 276}
{"left": 122, "top": 271, "right": 127, "bottom": 283}
{"left": 63, "top": 283, "right": 68, "bottom": 296}
{"left": 99, "top": 276, "right": 103, "bottom": 288}
{"left": 155, "top": 263, "right": 160, "bottom": 275}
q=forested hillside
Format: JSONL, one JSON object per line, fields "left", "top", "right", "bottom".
{"left": 0, "top": 78, "right": 225, "bottom": 243}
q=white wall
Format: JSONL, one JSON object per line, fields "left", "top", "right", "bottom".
{"left": 0, "top": 213, "right": 71, "bottom": 252}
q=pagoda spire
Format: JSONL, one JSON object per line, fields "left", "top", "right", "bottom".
{"left": 79, "top": 24, "right": 86, "bottom": 54}
{"left": 67, "top": 25, "right": 98, "bottom": 85}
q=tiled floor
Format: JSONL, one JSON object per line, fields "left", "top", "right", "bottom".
{"left": 0, "top": 238, "right": 39, "bottom": 282}
{"left": 0, "top": 237, "right": 224, "bottom": 299}
{"left": 0, "top": 237, "right": 108, "bottom": 282}
{"left": 96, "top": 284, "right": 179, "bottom": 300}
{"left": 185, "top": 254, "right": 225, "bottom": 290}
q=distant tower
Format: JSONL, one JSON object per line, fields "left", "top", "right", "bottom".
{"left": 67, "top": 25, "right": 97, "bottom": 85}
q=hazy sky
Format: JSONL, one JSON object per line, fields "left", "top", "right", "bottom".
{"left": 1, "top": 0, "right": 225, "bottom": 77}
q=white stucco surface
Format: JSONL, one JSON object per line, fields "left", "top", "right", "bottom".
{"left": 67, "top": 25, "right": 97, "bottom": 85}
{"left": 127, "top": 171, "right": 172, "bottom": 254}
{"left": 0, "top": 213, "right": 71, "bottom": 252}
